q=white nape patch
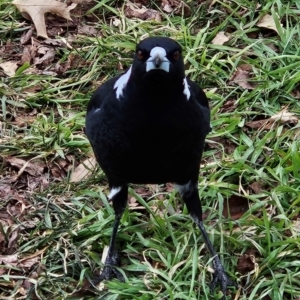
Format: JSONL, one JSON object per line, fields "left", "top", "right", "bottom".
{"left": 108, "top": 187, "right": 122, "bottom": 199}
{"left": 175, "top": 181, "right": 197, "bottom": 197}
{"left": 114, "top": 66, "right": 132, "bottom": 100}
{"left": 183, "top": 77, "right": 191, "bottom": 100}
{"left": 146, "top": 46, "right": 170, "bottom": 73}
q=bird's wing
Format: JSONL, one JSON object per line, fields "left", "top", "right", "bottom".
{"left": 87, "top": 75, "right": 122, "bottom": 113}
{"left": 186, "top": 78, "right": 209, "bottom": 109}
{"left": 186, "top": 78, "right": 211, "bottom": 134}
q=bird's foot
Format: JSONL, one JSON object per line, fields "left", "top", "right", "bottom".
{"left": 210, "top": 258, "right": 237, "bottom": 299}
{"left": 93, "top": 250, "right": 124, "bottom": 285}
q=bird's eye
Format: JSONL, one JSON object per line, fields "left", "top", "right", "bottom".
{"left": 173, "top": 50, "right": 180, "bottom": 60}
{"left": 137, "top": 50, "right": 144, "bottom": 60}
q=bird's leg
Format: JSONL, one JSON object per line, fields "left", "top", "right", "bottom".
{"left": 177, "top": 181, "right": 236, "bottom": 299}
{"left": 93, "top": 185, "right": 128, "bottom": 285}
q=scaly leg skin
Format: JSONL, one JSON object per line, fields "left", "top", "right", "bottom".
{"left": 197, "top": 220, "right": 237, "bottom": 298}
{"left": 177, "top": 180, "right": 237, "bottom": 299}
{"left": 93, "top": 248, "right": 124, "bottom": 284}
{"left": 93, "top": 185, "right": 128, "bottom": 286}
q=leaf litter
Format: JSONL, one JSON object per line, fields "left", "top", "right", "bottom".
{"left": 13, "top": 0, "right": 77, "bottom": 38}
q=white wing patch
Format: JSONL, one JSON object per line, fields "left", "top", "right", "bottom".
{"left": 183, "top": 77, "right": 191, "bottom": 100}
{"left": 108, "top": 187, "right": 122, "bottom": 199}
{"left": 114, "top": 66, "right": 132, "bottom": 100}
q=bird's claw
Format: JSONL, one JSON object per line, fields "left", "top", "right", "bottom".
{"left": 93, "top": 250, "right": 124, "bottom": 285}
{"left": 210, "top": 261, "right": 237, "bottom": 299}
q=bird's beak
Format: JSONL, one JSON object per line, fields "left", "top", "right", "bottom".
{"left": 155, "top": 56, "right": 162, "bottom": 68}
{"left": 146, "top": 46, "right": 170, "bottom": 73}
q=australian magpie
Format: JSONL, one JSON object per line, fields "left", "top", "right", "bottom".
{"left": 85, "top": 36, "right": 235, "bottom": 298}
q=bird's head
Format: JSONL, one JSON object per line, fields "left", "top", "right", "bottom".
{"left": 114, "top": 37, "right": 190, "bottom": 101}
{"left": 131, "top": 37, "right": 185, "bottom": 87}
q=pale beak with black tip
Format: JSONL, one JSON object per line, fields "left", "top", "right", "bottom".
{"left": 146, "top": 46, "right": 170, "bottom": 72}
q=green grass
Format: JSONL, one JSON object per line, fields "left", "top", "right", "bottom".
{"left": 1, "top": 0, "right": 300, "bottom": 299}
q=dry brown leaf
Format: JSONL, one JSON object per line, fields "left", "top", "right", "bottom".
{"left": 257, "top": 14, "right": 283, "bottom": 35}
{"left": 0, "top": 61, "right": 18, "bottom": 77}
{"left": 270, "top": 109, "right": 298, "bottom": 124}
{"left": 8, "top": 229, "right": 19, "bottom": 253}
{"left": 33, "top": 47, "right": 56, "bottom": 66}
{"left": 212, "top": 31, "right": 230, "bottom": 45}
{"left": 20, "top": 46, "right": 32, "bottom": 64}
{"left": 70, "top": 157, "right": 97, "bottom": 182}
{"left": 12, "top": 0, "right": 77, "bottom": 38}
{"left": 0, "top": 254, "right": 18, "bottom": 264}
{"left": 229, "top": 64, "right": 257, "bottom": 90}
{"left": 222, "top": 195, "right": 249, "bottom": 220}
{"left": 161, "top": 0, "right": 191, "bottom": 17}
{"left": 5, "top": 157, "right": 45, "bottom": 177}
{"left": 20, "top": 27, "right": 34, "bottom": 44}
{"left": 71, "top": 0, "right": 93, "bottom": 3}
{"left": 249, "top": 182, "right": 263, "bottom": 194}
{"left": 245, "top": 119, "right": 270, "bottom": 130}
{"left": 219, "top": 99, "right": 237, "bottom": 113}
{"left": 237, "top": 251, "right": 256, "bottom": 274}
{"left": 0, "top": 184, "right": 12, "bottom": 199}
{"left": 78, "top": 24, "right": 98, "bottom": 36}
{"left": 161, "top": 2, "right": 173, "bottom": 13}
{"left": 246, "top": 108, "right": 298, "bottom": 130}
{"left": 125, "top": 1, "right": 162, "bottom": 21}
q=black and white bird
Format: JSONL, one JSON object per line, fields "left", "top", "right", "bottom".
{"left": 85, "top": 36, "right": 235, "bottom": 298}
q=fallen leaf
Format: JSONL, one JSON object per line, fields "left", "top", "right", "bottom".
{"left": 71, "top": 0, "right": 93, "bottom": 3}
{"left": 0, "top": 252, "right": 41, "bottom": 269}
{"left": 237, "top": 249, "right": 258, "bottom": 274}
{"left": 249, "top": 182, "right": 263, "bottom": 194}
{"left": 0, "top": 184, "right": 12, "bottom": 199}
{"left": 131, "top": 0, "right": 150, "bottom": 4}
{"left": 5, "top": 156, "right": 45, "bottom": 177}
{"left": 125, "top": 1, "right": 162, "bottom": 21}
{"left": 161, "top": 0, "right": 191, "bottom": 17}
{"left": 161, "top": 3, "right": 173, "bottom": 13}
{"left": 207, "top": 136, "right": 237, "bottom": 155}
{"left": 0, "top": 254, "right": 18, "bottom": 264}
{"left": 245, "top": 119, "right": 270, "bottom": 130}
{"left": 20, "top": 27, "right": 34, "bottom": 44}
{"left": 212, "top": 31, "right": 230, "bottom": 45}
{"left": 222, "top": 195, "right": 249, "bottom": 220}
{"left": 12, "top": 0, "right": 77, "bottom": 38}
{"left": 0, "top": 61, "right": 18, "bottom": 77}
{"left": 33, "top": 47, "right": 56, "bottom": 66}
{"left": 37, "top": 46, "right": 50, "bottom": 55}
{"left": 257, "top": 14, "right": 283, "bottom": 35}
{"left": 219, "top": 98, "right": 237, "bottom": 113}
{"left": 70, "top": 157, "right": 97, "bottom": 182}
{"left": 20, "top": 46, "right": 32, "bottom": 64}
{"left": 78, "top": 24, "right": 98, "bottom": 36}
{"left": 270, "top": 109, "right": 298, "bottom": 124}
{"left": 43, "top": 38, "right": 69, "bottom": 47}
{"left": 8, "top": 229, "right": 19, "bottom": 254}
{"left": 246, "top": 108, "right": 298, "bottom": 130}
{"left": 229, "top": 64, "right": 257, "bottom": 90}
